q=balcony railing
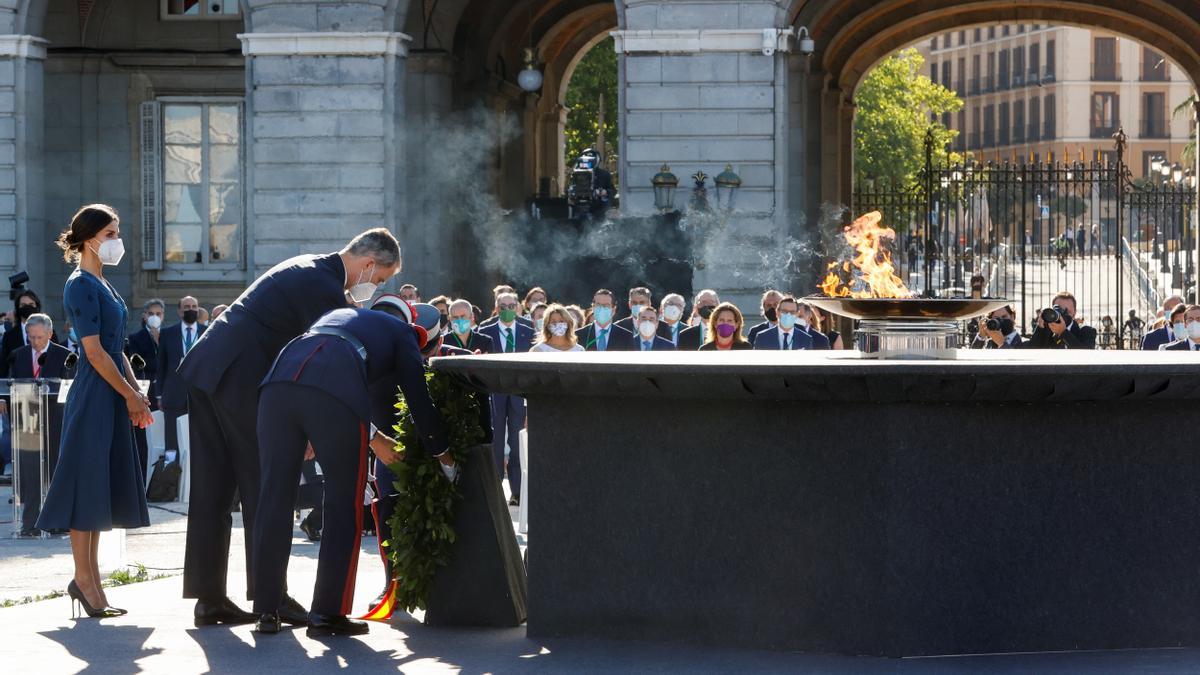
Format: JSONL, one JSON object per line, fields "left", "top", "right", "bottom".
{"left": 998, "top": 74, "right": 1010, "bottom": 90}
{"left": 1140, "top": 118, "right": 1170, "bottom": 138}
{"left": 1090, "top": 124, "right": 1120, "bottom": 138}
{"left": 1042, "top": 68, "right": 1056, "bottom": 82}
{"left": 1140, "top": 66, "right": 1170, "bottom": 82}
{"left": 968, "top": 77, "right": 980, "bottom": 95}
{"left": 1091, "top": 62, "right": 1121, "bottom": 81}
{"left": 983, "top": 75, "right": 994, "bottom": 92}
{"left": 1013, "top": 73, "right": 1025, "bottom": 87}
{"left": 1027, "top": 71, "right": 1040, "bottom": 85}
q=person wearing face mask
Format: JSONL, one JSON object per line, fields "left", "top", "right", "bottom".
{"left": 523, "top": 286, "right": 548, "bottom": 316}
{"left": 38, "top": 204, "right": 153, "bottom": 619}
{"left": 529, "top": 302, "right": 548, "bottom": 335}
{"left": 746, "top": 290, "right": 783, "bottom": 345}
{"left": 1142, "top": 297, "right": 1186, "bottom": 350}
{"left": 659, "top": 293, "right": 687, "bottom": 346}
{"left": 444, "top": 298, "right": 495, "bottom": 353}
{"left": 576, "top": 288, "right": 635, "bottom": 352}
{"left": 796, "top": 303, "right": 832, "bottom": 350}
{"left": 614, "top": 287, "right": 660, "bottom": 336}
{"left": 0, "top": 289, "right": 57, "bottom": 377}
{"left": 479, "top": 292, "right": 534, "bottom": 504}
{"left": 699, "top": 303, "right": 753, "bottom": 351}
{"left": 678, "top": 289, "right": 720, "bottom": 351}
{"left": 480, "top": 284, "right": 534, "bottom": 330}
{"left": 1160, "top": 305, "right": 1200, "bottom": 351}
{"left": 532, "top": 304, "right": 585, "bottom": 352}
{"left": 177, "top": 227, "right": 400, "bottom": 629}
{"left": 126, "top": 298, "right": 165, "bottom": 480}
{"left": 156, "top": 296, "right": 205, "bottom": 458}
{"left": 429, "top": 295, "right": 452, "bottom": 334}
{"left": 633, "top": 306, "right": 675, "bottom": 352}
{"left": 752, "top": 296, "right": 814, "bottom": 351}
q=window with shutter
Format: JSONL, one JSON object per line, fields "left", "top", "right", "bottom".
{"left": 140, "top": 101, "right": 163, "bottom": 270}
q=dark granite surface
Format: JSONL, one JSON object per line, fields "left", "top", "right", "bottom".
{"left": 433, "top": 351, "right": 1200, "bottom": 656}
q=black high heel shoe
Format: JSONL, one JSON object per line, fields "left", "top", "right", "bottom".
{"left": 67, "top": 580, "right": 123, "bottom": 619}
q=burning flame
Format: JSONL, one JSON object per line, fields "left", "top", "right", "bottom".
{"left": 819, "top": 211, "right": 914, "bottom": 299}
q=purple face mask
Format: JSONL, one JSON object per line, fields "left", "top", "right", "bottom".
{"left": 715, "top": 323, "right": 737, "bottom": 339}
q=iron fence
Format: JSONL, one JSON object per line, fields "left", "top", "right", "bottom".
{"left": 851, "top": 129, "right": 1196, "bottom": 348}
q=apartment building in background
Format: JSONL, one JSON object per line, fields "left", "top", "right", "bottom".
{"left": 925, "top": 25, "right": 1194, "bottom": 178}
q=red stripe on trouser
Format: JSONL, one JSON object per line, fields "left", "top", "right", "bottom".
{"left": 339, "top": 422, "right": 368, "bottom": 615}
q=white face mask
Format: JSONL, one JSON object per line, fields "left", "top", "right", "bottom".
{"left": 535, "top": 318, "right": 545, "bottom": 334}
{"left": 797, "top": 317, "right": 810, "bottom": 329}
{"left": 93, "top": 238, "right": 125, "bottom": 266}
{"left": 549, "top": 322, "right": 568, "bottom": 337}
{"left": 1173, "top": 321, "right": 1187, "bottom": 338}
{"left": 348, "top": 264, "right": 377, "bottom": 303}
{"left": 1189, "top": 320, "right": 1200, "bottom": 341}
{"left": 663, "top": 305, "right": 683, "bottom": 322}
{"left": 145, "top": 315, "right": 162, "bottom": 330}
{"left": 638, "top": 320, "right": 658, "bottom": 338}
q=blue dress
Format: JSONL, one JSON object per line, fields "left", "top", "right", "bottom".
{"left": 37, "top": 269, "right": 149, "bottom": 531}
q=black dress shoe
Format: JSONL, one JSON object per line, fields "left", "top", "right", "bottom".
{"left": 306, "top": 613, "right": 369, "bottom": 637}
{"left": 194, "top": 597, "right": 256, "bottom": 627}
{"left": 298, "top": 517, "right": 321, "bottom": 542}
{"left": 254, "top": 612, "right": 281, "bottom": 634}
{"left": 279, "top": 595, "right": 310, "bottom": 626}
{"left": 508, "top": 496, "right": 519, "bottom": 506}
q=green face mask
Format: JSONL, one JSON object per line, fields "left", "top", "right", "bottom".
{"left": 499, "top": 309, "right": 518, "bottom": 323}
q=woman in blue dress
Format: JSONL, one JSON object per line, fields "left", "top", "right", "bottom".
{"left": 37, "top": 204, "right": 153, "bottom": 618}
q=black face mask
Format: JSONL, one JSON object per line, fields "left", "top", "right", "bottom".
{"left": 182, "top": 309, "right": 199, "bottom": 324}
{"left": 16, "top": 305, "right": 37, "bottom": 321}
{"left": 439, "top": 313, "right": 449, "bottom": 327}
{"left": 698, "top": 305, "right": 715, "bottom": 320}
{"left": 764, "top": 307, "right": 778, "bottom": 322}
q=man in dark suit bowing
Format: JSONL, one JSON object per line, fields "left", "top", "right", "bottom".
{"left": 677, "top": 289, "right": 719, "bottom": 351}
{"left": 1161, "top": 305, "right": 1200, "bottom": 351}
{"left": 178, "top": 228, "right": 400, "bottom": 628}
{"left": 753, "top": 296, "right": 814, "bottom": 351}
{"left": 479, "top": 291, "right": 534, "bottom": 505}
{"left": 576, "top": 288, "right": 635, "bottom": 352}
{"left": 156, "top": 296, "right": 205, "bottom": 455}
{"left": 632, "top": 306, "right": 676, "bottom": 351}
{"left": 8, "top": 313, "right": 73, "bottom": 536}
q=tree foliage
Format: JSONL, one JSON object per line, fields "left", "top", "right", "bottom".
{"left": 854, "top": 48, "right": 963, "bottom": 189}
{"left": 563, "top": 37, "right": 619, "bottom": 186}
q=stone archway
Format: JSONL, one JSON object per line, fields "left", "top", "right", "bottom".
{"left": 787, "top": 0, "right": 1200, "bottom": 213}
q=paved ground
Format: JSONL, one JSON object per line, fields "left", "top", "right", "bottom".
{"left": 7, "top": 481, "right": 1200, "bottom": 672}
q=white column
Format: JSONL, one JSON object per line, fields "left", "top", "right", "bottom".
{"left": 0, "top": 35, "right": 45, "bottom": 287}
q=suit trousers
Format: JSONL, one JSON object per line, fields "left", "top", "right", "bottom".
{"left": 182, "top": 384, "right": 267, "bottom": 601}
{"left": 253, "top": 383, "right": 368, "bottom": 616}
{"left": 490, "top": 394, "right": 525, "bottom": 497}
{"left": 370, "top": 458, "right": 398, "bottom": 587}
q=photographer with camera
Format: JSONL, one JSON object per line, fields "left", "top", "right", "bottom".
{"left": 1019, "top": 291, "right": 1097, "bottom": 349}
{"left": 971, "top": 304, "right": 1022, "bottom": 349}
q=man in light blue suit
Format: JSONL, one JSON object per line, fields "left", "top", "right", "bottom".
{"left": 478, "top": 291, "right": 535, "bottom": 505}
{"left": 753, "top": 296, "right": 814, "bottom": 351}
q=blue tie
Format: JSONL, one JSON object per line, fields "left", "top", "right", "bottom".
{"left": 643, "top": 340, "right": 652, "bottom": 351}
{"left": 598, "top": 328, "right": 608, "bottom": 351}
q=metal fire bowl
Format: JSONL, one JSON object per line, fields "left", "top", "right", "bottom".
{"left": 805, "top": 296, "right": 1011, "bottom": 321}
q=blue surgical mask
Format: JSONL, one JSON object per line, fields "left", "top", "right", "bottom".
{"left": 1173, "top": 321, "right": 1187, "bottom": 337}
{"left": 451, "top": 318, "right": 472, "bottom": 334}
{"left": 593, "top": 306, "right": 614, "bottom": 325}
{"left": 778, "top": 312, "right": 796, "bottom": 330}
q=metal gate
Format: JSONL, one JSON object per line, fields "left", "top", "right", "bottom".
{"left": 852, "top": 129, "right": 1196, "bottom": 348}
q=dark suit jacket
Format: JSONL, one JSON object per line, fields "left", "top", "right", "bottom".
{"left": 659, "top": 321, "right": 685, "bottom": 345}
{"left": 479, "top": 321, "right": 535, "bottom": 354}
{"left": 1017, "top": 322, "right": 1097, "bottom": 349}
{"left": 1162, "top": 339, "right": 1199, "bottom": 351}
{"left": 1141, "top": 326, "right": 1174, "bottom": 351}
{"left": 614, "top": 317, "right": 670, "bottom": 337}
{"left": 444, "top": 329, "right": 495, "bottom": 354}
{"left": 753, "top": 326, "right": 814, "bottom": 350}
{"left": 177, "top": 252, "right": 349, "bottom": 411}
{"left": 677, "top": 324, "right": 705, "bottom": 351}
{"left": 800, "top": 326, "right": 831, "bottom": 350}
{"left": 1, "top": 322, "right": 60, "bottom": 377}
{"left": 8, "top": 341, "right": 72, "bottom": 382}
{"left": 632, "top": 334, "right": 676, "bottom": 351}
{"left": 479, "top": 315, "right": 534, "bottom": 330}
{"left": 746, "top": 321, "right": 772, "bottom": 344}
{"left": 575, "top": 323, "right": 635, "bottom": 352}
{"left": 266, "top": 307, "right": 448, "bottom": 455}
{"left": 125, "top": 327, "right": 159, "bottom": 406}
{"left": 157, "top": 322, "right": 206, "bottom": 412}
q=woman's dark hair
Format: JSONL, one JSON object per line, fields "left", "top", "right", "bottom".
{"left": 55, "top": 204, "right": 118, "bottom": 262}
{"left": 13, "top": 289, "right": 41, "bottom": 312}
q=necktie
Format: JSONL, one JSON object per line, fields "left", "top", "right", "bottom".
{"left": 598, "top": 328, "right": 608, "bottom": 352}
{"left": 643, "top": 340, "right": 652, "bottom": 351}
{"left": 185, "top": 326, "right": 194, "bottom": 353}
{"left": 505, "top": 328, "right": 515, "bottom": 353}
{"left": 783, "top": 332, "right": 790, "bottom": 350}
{"left": 32, "top": 350, "right": 41, "bottom": 378}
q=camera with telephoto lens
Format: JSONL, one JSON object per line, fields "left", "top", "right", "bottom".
{"left": 1040, "top": 305, "right": 1070, "bottom": 325}
{"left": 8, "top": 270, "right": 28, "bottom": 301}
{"left": 986, "top": 316, "right": 1015, "bottom": 335}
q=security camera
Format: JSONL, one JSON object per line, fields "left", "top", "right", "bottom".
{"left": 797, "top": 27, "right": 815, "bottom": 56}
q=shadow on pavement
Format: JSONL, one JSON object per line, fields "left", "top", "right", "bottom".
{"left": 38, "top": 622, "right": 163, "bottom": 673}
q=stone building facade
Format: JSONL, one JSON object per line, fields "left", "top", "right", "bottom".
{"left": 0, "top": 1, "right": 1196, "bottom": 323}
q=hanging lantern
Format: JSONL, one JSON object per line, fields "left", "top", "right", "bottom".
{"left": 714, "top": 165, "right": 742, "bottom": 211}
{"left": 651, "top": 164, "right": 679, "bottom": 212}
{"left": 518, "top": 47, "right": 543, "bottom": 92}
